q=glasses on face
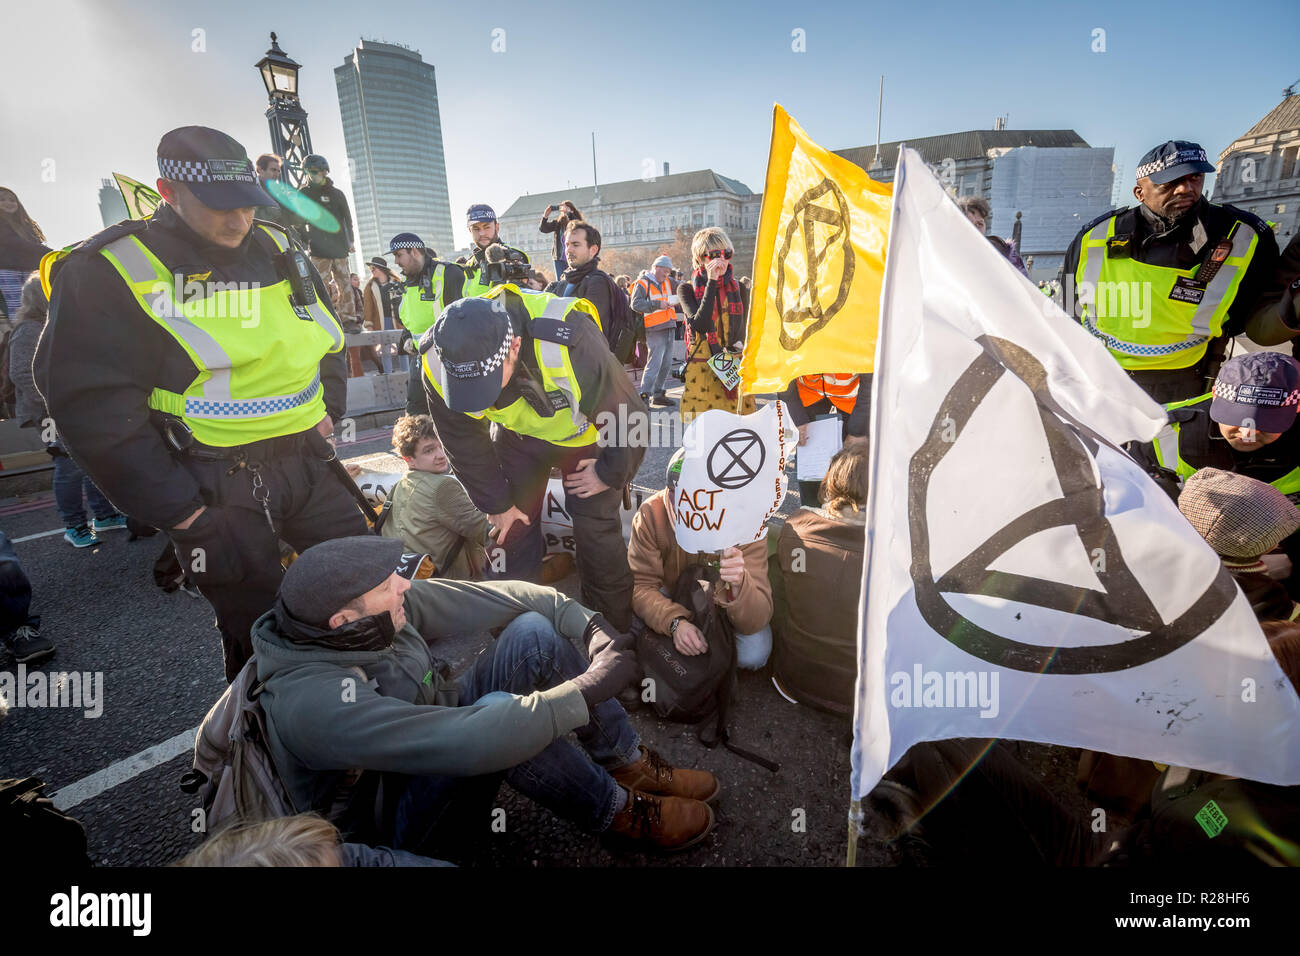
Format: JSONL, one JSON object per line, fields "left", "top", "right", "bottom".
{"left": 703, "top": 250, "right": 733, "bottom": 261}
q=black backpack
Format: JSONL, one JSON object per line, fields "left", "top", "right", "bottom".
{"left": 634, "top": 565, "right": 778, "bottom": 772}
{"left": 0, "top": 777, "right": 90, "bottom": 868}
{"left": 600, "top": 274, "right": 644, "bottom": 366}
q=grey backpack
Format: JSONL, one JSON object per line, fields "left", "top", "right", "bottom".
{"left": 179, "top": 660, "right": 298, "bottom": 832}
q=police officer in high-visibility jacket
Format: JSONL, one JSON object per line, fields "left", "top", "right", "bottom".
{"left": 420, "top": 284, "right": 647, "bottom": 629}
{"left": 33, "top": 126, "right": 368, "bottom": 682}
{"left": 460, "top": 204, "right": 529, "bottom": 299}
{"left": 1059, "top": 140, "right": 1284, "bottom": 404}
{"left": 388, "top": 231, "right": 466, "bottom": 415}
{"left": 777, "top": 373, "right": 870, "bottom": 505}
{"left": 1138, "top": 352, "right": 1300, "bottom": 592}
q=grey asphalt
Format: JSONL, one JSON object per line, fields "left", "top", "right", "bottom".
{"left": 0, "top": 375, "right": 1080, "bottom": 868}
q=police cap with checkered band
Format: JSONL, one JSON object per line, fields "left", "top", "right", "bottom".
{"left": 431, "top": 296, "right": 517, "bottom": 414}
{"left": 1210, "top": 352, "right": 1300, "bottom": 434}
{"left": 156, "top": 126, "right": 272, "bottom": 210}
{"left": 1135, "top": 140, "right": 1215, "bottom": 185}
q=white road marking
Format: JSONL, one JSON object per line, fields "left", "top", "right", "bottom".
{"left": 51, "top": 727, "right": 197, "bottom": 811}
{"left": 11, "top": 528, "right": 66, "bottom": 543}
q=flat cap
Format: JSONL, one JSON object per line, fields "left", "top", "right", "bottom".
{"left": 1178, "top": 468, "right": 1300, "bottom": 559}
{"left": 280, "top": 536, "right": 418, "bottom": 627}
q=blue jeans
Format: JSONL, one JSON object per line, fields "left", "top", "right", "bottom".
{"left": 641, "top": 324, "right": 675, "bottom": 395}
{"left": 51, "top": 450, "right": 115, "bottom": 527}
{"left": 392, "top": 612, "right": 640, "bottom": 855}
{"left": 736, "top": 625, "right": 773, "bottom": 670}
{"left": 0, "top": 531, "right": 39, "bottom": 640}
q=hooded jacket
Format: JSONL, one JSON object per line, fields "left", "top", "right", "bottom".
{"left": 297, "top": 177, "right": 355, "bottom": 259}
{"left": 252, "top": 577, "right": 595, "bottom": 825}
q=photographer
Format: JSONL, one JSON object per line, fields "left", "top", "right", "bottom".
{"left": 388, "top": 233, "right": 466, "bottom": 415}
{"left": 539, "top": 201, "right": 582, "bottom": 281}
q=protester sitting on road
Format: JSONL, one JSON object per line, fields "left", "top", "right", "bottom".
{"left": 1178, "top": 467, "right": 1300, "bottom": 621}
{"left": 381, "top": 414, "right": 492, "bottom": 581}
{"left": 628, "top": 449, "right": 773, "bottom": 670}
{"left": 8, "top": 275, "right": 125, "bottom": 549}
{"left": 175, "top": 813, "right": 450, "bottom": 867}
{"left": 678, "top": 227, "right": 755, "bottom": 422}
{"left": 769, "top": 441, "right": 869, "bottom": 714}
{"left": 254, "top": 536, "right": 720, "bottom": 857}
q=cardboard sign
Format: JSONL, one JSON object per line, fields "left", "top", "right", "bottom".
{"left": 706, "top": 350, "right": 743, "bottom": 392}
{"left": 673, "top": 402, "right": 795, "bottom": 552}
{"left": 540, "top": 478, "right": 644, "bottom": 555}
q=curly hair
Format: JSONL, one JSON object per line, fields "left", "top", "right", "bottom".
{"left": 391, "top": 414, "right": 440, "bottom": 458}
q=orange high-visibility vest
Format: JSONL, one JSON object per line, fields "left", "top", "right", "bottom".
{"left": 796, "top": 374, "right": 859, "bottom": 414}
{"left": 632, "top": 274, "right": 677, "bottom": 329}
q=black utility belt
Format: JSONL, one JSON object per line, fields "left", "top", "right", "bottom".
{"left": 163, "top": 418, "right": 320, "bottom": 462}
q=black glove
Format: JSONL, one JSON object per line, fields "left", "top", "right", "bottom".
{"left": 570, "top": 615, "right": 637, "bottom": 708}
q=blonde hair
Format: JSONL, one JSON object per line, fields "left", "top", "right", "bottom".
{"left": 175, "top": 814, "right": 342, "bottom": 867}
{"left": 691, "top": 227, "right": 733, "bottom": 268}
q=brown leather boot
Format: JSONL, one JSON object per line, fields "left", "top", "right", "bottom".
{"left": 607, "top": 789, "right": 714, "bottom": 851}
{"left": 611, "top": 746, "right": 720, "bottom": 803}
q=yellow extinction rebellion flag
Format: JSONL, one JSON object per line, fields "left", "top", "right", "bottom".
{"left": 113, "top": 172, "right": 162, "bottom": 220}
{"left": 742, "top": 104, "right": 892, "bottom": 393}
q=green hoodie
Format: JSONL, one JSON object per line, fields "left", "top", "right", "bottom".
{"left": 252, "top": 578, "right": 595, "bottom": 821}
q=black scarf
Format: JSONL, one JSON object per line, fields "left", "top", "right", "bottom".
{"left": 561, "top": 255, "right": 601, "bottom": 290}
{"left": 273, "top": 596, "right": 397, "bottom": 652}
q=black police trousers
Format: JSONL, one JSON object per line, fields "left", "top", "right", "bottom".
{"left": 484, "top": 430, "right": 634, "bottom": 631}
{"left": 167, "top": 446, "right": 368, "bottom": 682}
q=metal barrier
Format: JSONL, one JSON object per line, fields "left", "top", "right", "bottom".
{"left": 344, "top": 329, "right": 411, "bottom": 416}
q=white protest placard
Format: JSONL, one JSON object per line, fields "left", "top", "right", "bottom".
{"left": 706, "top": 350, "right": 743, "bottom": 392}
{"left": 672, "top": 402, "right": 795, "bottom": 552}
{"left": 540, "top": 478, "right": 643, "bottom": 555}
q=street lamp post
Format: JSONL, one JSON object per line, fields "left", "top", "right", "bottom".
{"left": 255, "top": 32, "right": 313, "bottom": 187}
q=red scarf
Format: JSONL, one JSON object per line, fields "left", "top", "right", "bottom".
{"left": 689, "top": 266, "right": 743, "bottom": 355}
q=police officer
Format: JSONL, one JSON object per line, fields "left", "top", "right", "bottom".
{"left": 1140, "top": 351, "right": 1300, "bottom": 595}
{"left": 34, "top": 127, "right": 369, "bottom": 682}
{"left": 1060, "top": 140, "right": 1283, "bottom": 404}
{"left": 461, "top": 204, "right": 529, "bottom": 299}
{"left": 419, "top": 284, "right": 647, "bottom": 629}
{"left": 388, "top": 232, "right": 466, "bottom": 415}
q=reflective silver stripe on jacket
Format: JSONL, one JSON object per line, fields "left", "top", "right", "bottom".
{"left": 184, "top": 371, "right": 321, "bottom": 419}
{"left": 105, "top": 236, "right": 238, "bottom": 403}
{"left": 535, "top": 338, "right": 589, "bottom": 441}
{"left": 1188, "top": 222, "right": 1255, "bottom": 336}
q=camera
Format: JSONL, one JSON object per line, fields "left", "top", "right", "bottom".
{"left": 482, "top": 243, "right": 533, "bottom": 287}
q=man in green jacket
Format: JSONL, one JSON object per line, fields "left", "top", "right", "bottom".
{"left": 254, "top": 536, "right": 720, "bottom": 856}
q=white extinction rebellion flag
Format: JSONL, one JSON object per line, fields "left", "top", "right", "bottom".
{"left": 849, "top": 147, "right": 1300, "bottom": 802}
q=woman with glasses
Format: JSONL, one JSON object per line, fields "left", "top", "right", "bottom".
{"left": 678, "top": 227, "right": 755, "bottom": 423}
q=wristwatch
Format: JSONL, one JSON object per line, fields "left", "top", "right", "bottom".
{"left": 669, "top": 616, "right": 687, "bottom": 636}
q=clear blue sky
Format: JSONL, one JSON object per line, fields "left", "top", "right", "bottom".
{"left": 2, "top": 0, "right": 1297, "bottom": 251}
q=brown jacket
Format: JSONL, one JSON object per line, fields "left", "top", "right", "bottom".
{"left": 628, "top": 489, "right": 772, "bottom": 635}
{"left": 361, "top": 276, "right": 386, "bottom": 331}
{"left": 770, "top": 506, "right": 866, "bottom": 713}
